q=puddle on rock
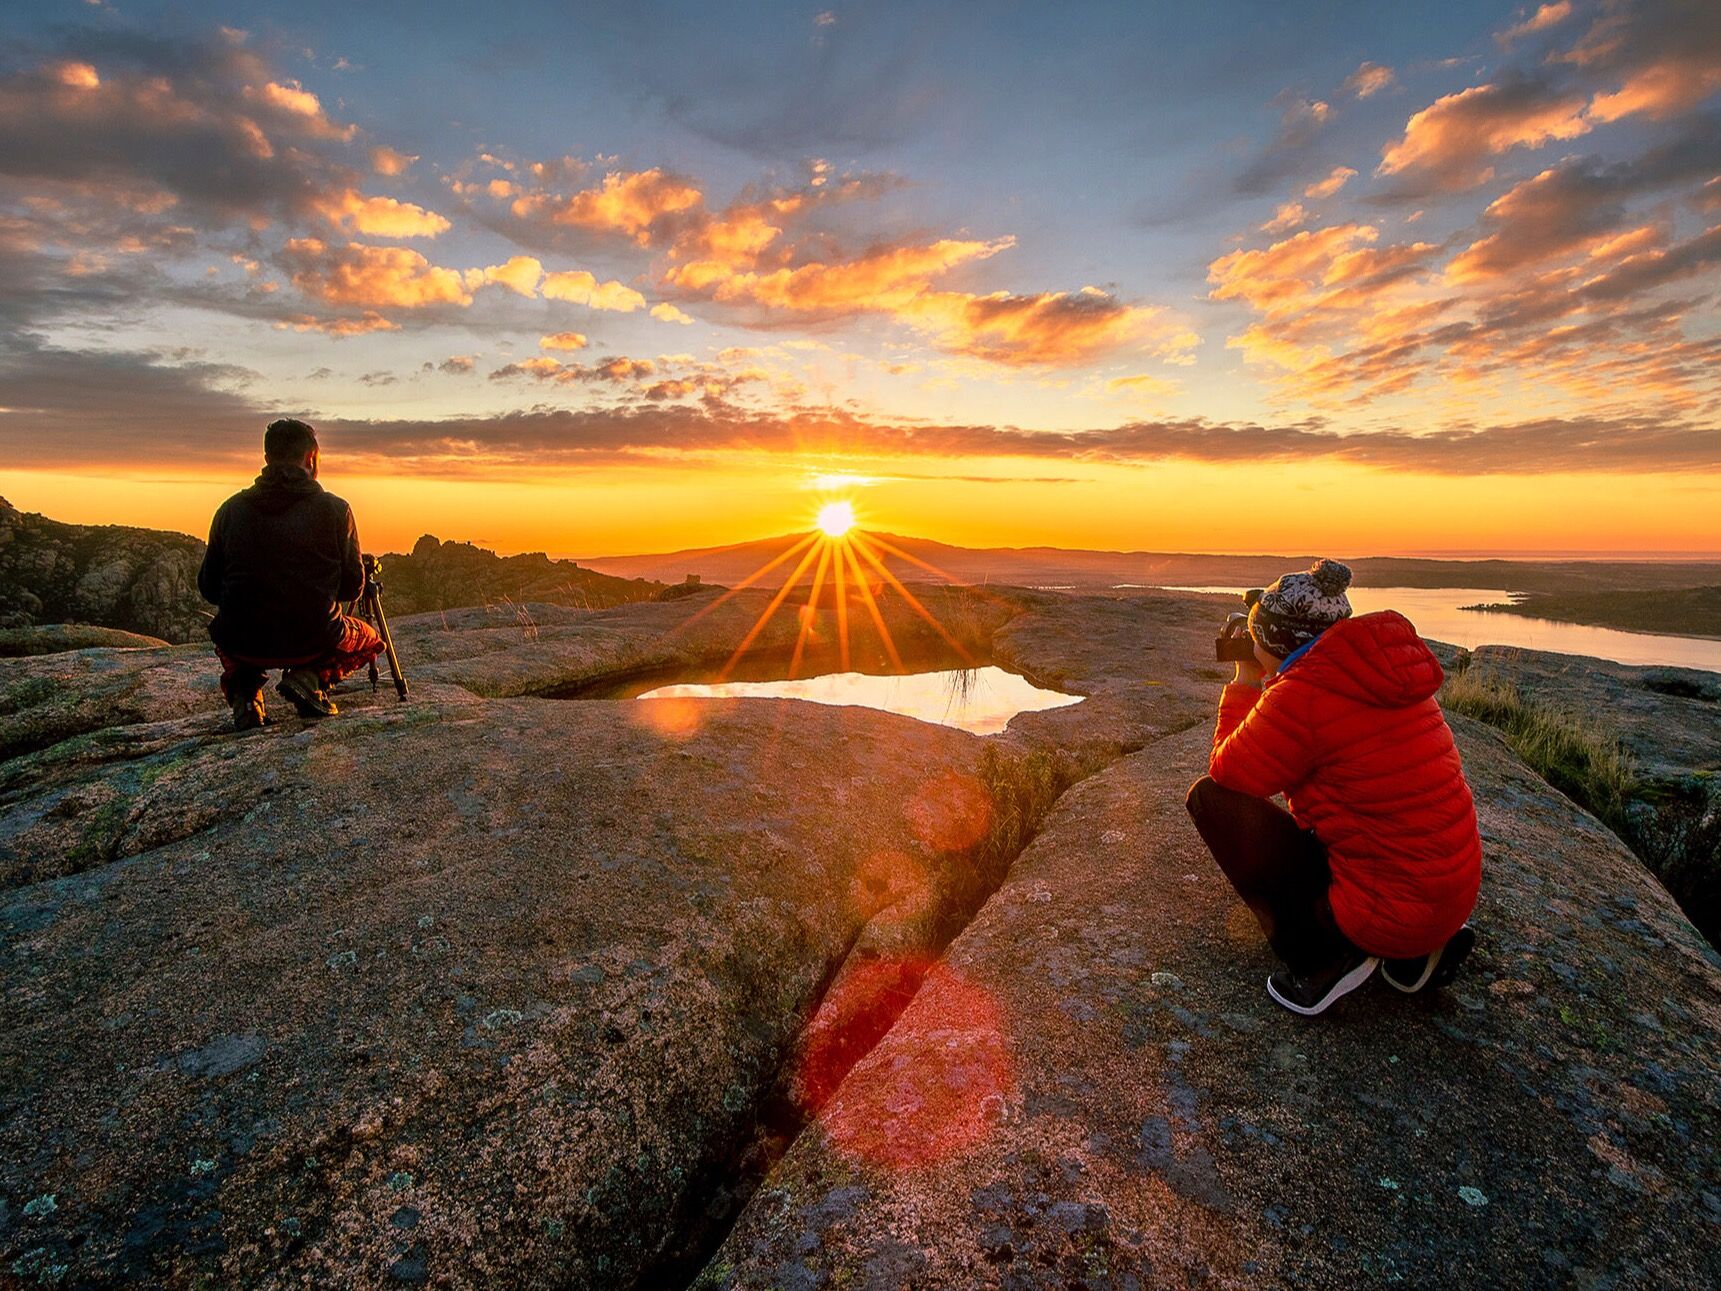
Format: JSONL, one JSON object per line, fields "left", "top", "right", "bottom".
{"left": 635, "top": 665, "right": 1081, "bottom": 735}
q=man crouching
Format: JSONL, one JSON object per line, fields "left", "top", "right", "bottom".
{"left": 197, "top": 418, "right": 384, "bottom": 730}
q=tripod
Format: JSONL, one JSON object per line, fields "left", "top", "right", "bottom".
{"left": 350, "top": 553, "right": 410, "bottom": 700}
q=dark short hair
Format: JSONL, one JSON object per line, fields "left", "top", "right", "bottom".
{"left": 264, "top": 417, "right": 318, "bottom": 463}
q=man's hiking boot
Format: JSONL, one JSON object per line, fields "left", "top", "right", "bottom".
{"left": 1382, "top": 924, "right": 1477, "bottom": 994}
{"left": 231, "top": 694, "right": 267, "bottom": 732}
{"left": 277, "top": 668, "right": 338, "bottom": 720}
{"left": 1267, "top": 952, "right": 1379, "bottom": 1017}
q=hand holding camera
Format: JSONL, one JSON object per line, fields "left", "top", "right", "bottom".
{"left": 1215, "top": 591, "right": 1266, "bottom": 685}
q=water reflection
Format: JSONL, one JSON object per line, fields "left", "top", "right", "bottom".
{"left": 637, "top": 664, "right": 1082, "bottom": 735}
{"left": 1151, "top": 586, "right": 1721, "bottom": 675}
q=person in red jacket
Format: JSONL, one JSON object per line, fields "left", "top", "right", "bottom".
{"left": 1186, "top": 559, "right": 1481, "bottom": 1016}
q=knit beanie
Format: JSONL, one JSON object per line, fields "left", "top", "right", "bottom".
{"left": 1247, "top": 558, "right": 1354, "bottom": 657}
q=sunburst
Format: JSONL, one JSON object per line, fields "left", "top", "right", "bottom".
{"left": 671, "top": 499, "right": 993, "bottom": 682}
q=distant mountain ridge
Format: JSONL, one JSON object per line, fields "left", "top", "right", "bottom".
{"left": 581, "top": 529, "right": 1721, "bottom": 595}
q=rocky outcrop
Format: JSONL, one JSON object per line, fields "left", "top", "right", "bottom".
{"left": 371, "top": 535, "right": 663, "bottom": 618}
{"left": 700, "top": 718, "right": 1719, "bottom": 1289}
{"left": 0, "top": 497, "right": 207, "bottom": 643}
{"left": 1461, "top": 646, "right": 1720, "bottom": 948}
{"left": 0, "top": 625, "right": 168, "bottom": 657}
{"left": 1, "top": 587, "right": 1716, "bottom": 1288}
{"left": 0, "top": 501, "right": 667, "bottom": 648}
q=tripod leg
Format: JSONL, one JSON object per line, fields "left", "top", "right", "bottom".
{"left": 372, "top": 597, "right": 409, "bottom": 700}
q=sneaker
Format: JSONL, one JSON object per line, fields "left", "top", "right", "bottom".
{"left": 1382, "top": 925, "right": 1476, "bottom": 994}
{"left": 1266, "top": 953, "right": 1380, "bottom": 1017}
{"left": 230, "top": 694, "right": 267, "bottom": 732}
{"left": 277, "top": 668, "right": 339, "bottom": 719}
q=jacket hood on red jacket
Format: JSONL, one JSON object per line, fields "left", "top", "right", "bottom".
{"left": 1275, "top": 610, "right": 1444, "bottom": 709}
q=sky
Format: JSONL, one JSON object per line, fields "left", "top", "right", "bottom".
{"left": 0, "top": 0, "right": 1717, "bottom": 557}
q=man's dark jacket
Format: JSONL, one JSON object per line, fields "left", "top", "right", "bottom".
{"left": 198, "top": 464, "right": 364, "bottom": 661}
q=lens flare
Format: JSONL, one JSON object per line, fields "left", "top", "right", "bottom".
{"left": 817, "top": 500, "right": 856, "bottom": 538}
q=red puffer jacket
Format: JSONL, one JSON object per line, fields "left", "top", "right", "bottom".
{"left": 1209, "top": 610, "right": 1481, "bottom": 958}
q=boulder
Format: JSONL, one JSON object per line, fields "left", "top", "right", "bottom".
{"left": 700, "top": 719, "right": 1721, "bottom": 1290}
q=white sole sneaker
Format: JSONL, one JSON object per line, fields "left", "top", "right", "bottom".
{"left": 1267, "top": 957, "right": 1381, "bottom": 1016}
{"left": 1383, "top": 926, "right": 1476, "bottom": 994}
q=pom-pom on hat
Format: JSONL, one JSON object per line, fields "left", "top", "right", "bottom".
{"left": 1247, "top": 558, "right": 1354, "bottom": 657}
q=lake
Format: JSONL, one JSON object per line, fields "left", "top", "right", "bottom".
{"left": 638, "top": 664, "right": 1084, "bottom": 735}
{"left": 1153, "top": 586, "right": 1721, "bottom": 674}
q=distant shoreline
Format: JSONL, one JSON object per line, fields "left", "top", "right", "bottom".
{"left": 1460, "top": 587, "right": 1721, "bottom": 644}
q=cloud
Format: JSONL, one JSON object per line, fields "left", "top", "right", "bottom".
{"left": 1498, "top": 2, "right": 1573, "bottom": 48}
{"left": 1304, "top": 166, "right": 1356, "bottom": 199}
{"left": 280, "top": 239, "right": 475, "bottom": 309}
{"left": 243, "top": 80, "right": 355, "bottom": 140}
{"left": 1445, "top": 115, "right": 1721, "bottom": 282}
{"left": 370, "top": 146, "right": 417, "bottom": 176}
{"left": 1378, "top": 2, "right": 1720, "bottom": 197}
{"left": 539, "top": 331, "right": 589, "bottom": 351}
{"left": 1234, "top": 96, "right": 1335, "bottom": 196}
{"left": 315, "top": 406, "right": 1721, "bottom": 476}
{"left": 1564, "top": 0, "right": 1721, "bottom": 123}
{"left": 314, "top": 189, "right": 451, "bottom": 238}
{"left": 511, "top": 168, "right": 702, "bottom": 245}
{"left": 540, "top": 268, "right": 647, "bottom": 311}
{"left": 478, "top": 255, "right": 544, "bottom": 298}
{"left": 5, "top": 342, "right": 1717, "bottom": 477}
{"left": 430, "top": 355, "right": 475, "bottom": 374}
{"left": 651, "top": 302, "right": 696, "bottom": 324}
{"left": 278, "top": 310, "right": 398, "bottom": 336}
{"left": 905, "top": 288, "right": 1199, "bottom": 368}
{"left": 1261, "top": 202, "right": 1306, "bottom": 233}
{"left": 1342, "top": 62, "right": 1396, "bottom": 98}
{"left": 667, "top": 236, "right": 1010, "bottom": 313}
{"left": 1377, "top": 77, "right": 1592, "bottom": 192}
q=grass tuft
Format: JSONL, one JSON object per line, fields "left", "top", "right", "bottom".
{"left": 1440, "top": 663, "right": 1636, "bottom": 835}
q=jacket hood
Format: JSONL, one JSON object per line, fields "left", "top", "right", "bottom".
{"left": 243, "top": 463, "right": 323, "bottom": 515}
{"left": 1273, "top": 610, "right": 1443, "bottom": 708}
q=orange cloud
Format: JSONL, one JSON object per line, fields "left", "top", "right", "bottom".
{"left": 478, "top": 255, "right": 544, "bottom": 297}
{"left": 281, "top": 238, "right": 475, "bottom": 308}
{"left": 540, "top": 269, "right": 647, "bottom": 311}
{"left": 907, "top": 288, "right": 1197, "bottom": 367}
{"left": 1498, "top": 2, "right": 1572, "bottom": 47}
{"left": 370, "top": 146, "right": 417, "bottom": 176}
{"left": 540, "top": 332, "right": 589, "bottom": 351}
{"left": 243, "top": 79, "right": 355, "bottom": 141}
{"left": 279, "top": 310, "right": 399, "bottom": 336}
{"left": 1587, "top": 57, "right": 1721, "bottom": 123}
{"left": 523, "top": 168, "right": 703, "bottom": 244}
{"left": 651, "top": 303, "right": 696, "bottom": 324}
{"left": 1304, "top": 166, "right": 1356, "bottom": 199}
{"left": 667, "top": 237, "right": 1009, "bottom": 312}
{"left": 1377, "top": 81, "right": 1591, "bottom": 190}
{"left": 1262, "top": 202, "right": 1306, "bottom": 233}
{"left": 51, "top": 61, "right": 101, "bottom": 89}
{"left": 314, "top": 189, "right": 451, "bottom": 238}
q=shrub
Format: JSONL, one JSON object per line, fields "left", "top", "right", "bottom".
{"left": 1440, "top": 666, "right": 1636, "bottom": 836}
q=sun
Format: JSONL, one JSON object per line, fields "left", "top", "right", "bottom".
{"left": 816, "top": 500, "right": 856, "bottom": 538}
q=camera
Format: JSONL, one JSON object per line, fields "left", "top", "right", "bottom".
{"left": 1214, "top": 590, "right": 1264, "bottom": 663}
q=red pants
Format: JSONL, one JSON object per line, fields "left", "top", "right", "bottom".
{"left": 217, "top": 616, "right": 385, "bottom": 702}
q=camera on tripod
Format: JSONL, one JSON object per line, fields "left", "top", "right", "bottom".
{"left": 1214, "top": 588, "right": 1265, "bottom": 663}
{"left": 350, "top": 553, "right": 410, "bottom": 700}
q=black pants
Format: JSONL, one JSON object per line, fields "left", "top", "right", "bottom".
{"left": 1185, "top": 776, "right": 1359, "bottom": 974}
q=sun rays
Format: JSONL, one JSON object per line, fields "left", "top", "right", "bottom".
{"left": 673, "top": 498, "right": 987, "bottom": 682}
